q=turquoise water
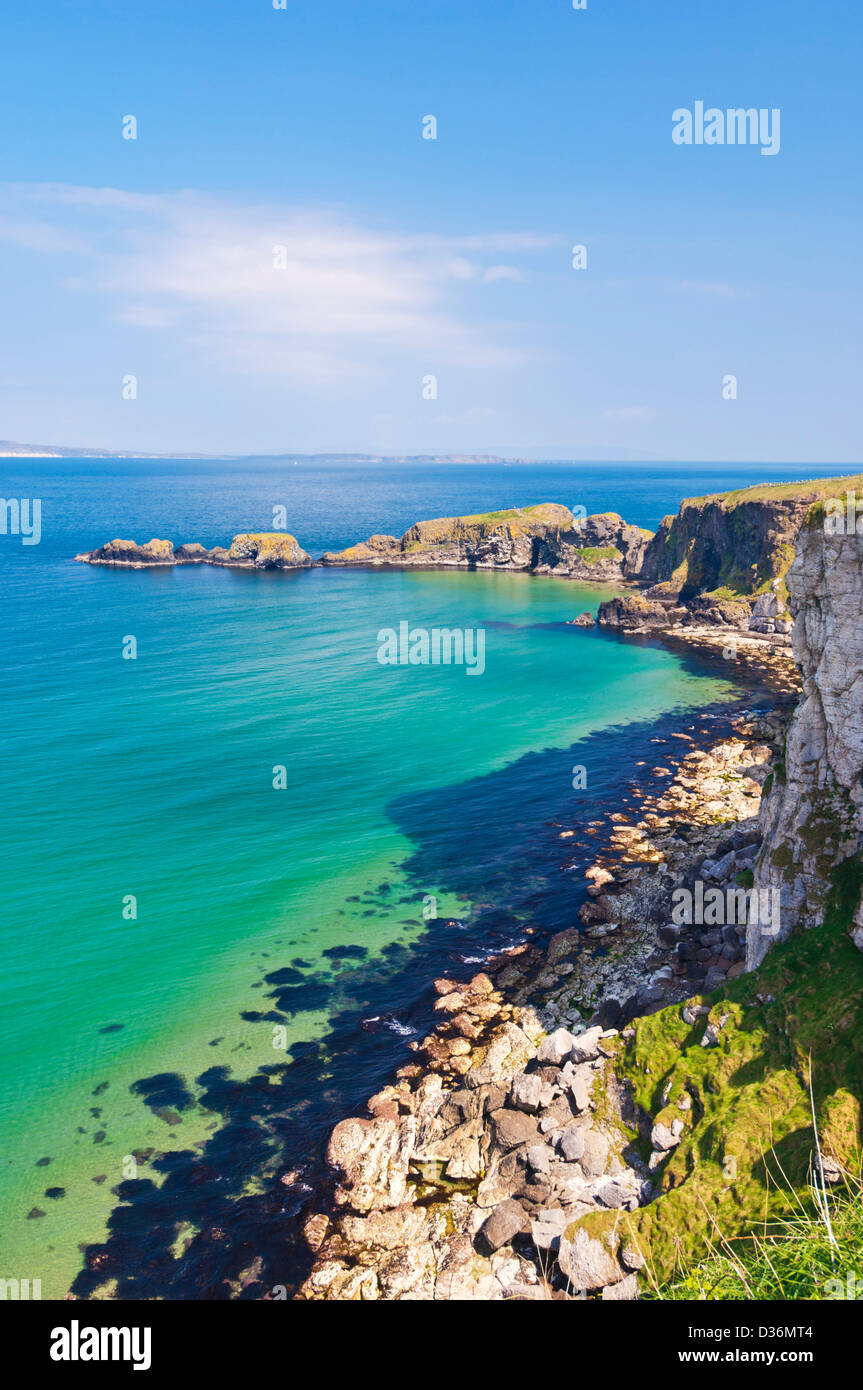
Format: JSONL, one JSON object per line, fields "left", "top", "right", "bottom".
{"left": 0, "top": 458, "right": 838, "bottom": 1297}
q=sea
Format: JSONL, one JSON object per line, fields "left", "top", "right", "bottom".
{"left": 0, "top": 456, "right": 845, "bottom": 1297}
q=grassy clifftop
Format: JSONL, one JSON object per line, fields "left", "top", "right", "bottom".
{"left": 404, "top": 503, "right": 573, "bottom": 545}
{"left": 684, "top": 473, "right": 863, "bottom": 510}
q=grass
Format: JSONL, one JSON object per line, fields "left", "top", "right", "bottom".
{"left": 575, "top": 546, "right": 622, "bottom": 564}
{"left": 683, "top": 473, "right": 863, "bottom": 510}
{"left": 651, "top": 1125, "right": 863, "bottom": 1300}
{"left": 564, "top": 856, "right": 863, "bottom": 1287}
{"left": 402, "top": 504, "right": 575, "bottom": 546}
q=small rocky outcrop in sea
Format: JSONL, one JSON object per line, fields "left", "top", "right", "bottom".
{"left": 209, "top": 533, "right": 312, "bottom": 568}
{"left": 74, "top": 533, "right": 312, "bottom": 570}
{"left": 320, "top": 505, "right": 652, "bottom": 580}
{"left": 73, "top": 538, "right": 178, "bottom": 567}
{"left": 595, "top": 584, "right": 799, "bottom": 687}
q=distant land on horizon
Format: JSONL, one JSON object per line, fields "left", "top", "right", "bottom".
{"left": 4, "top": 440, "right": 855, "bottom": 468}
{"left": 0, "top": 438, "right": 662, "bottom": 464}
{"left": 0, "top": 439, "right": 514, "bottom": 463}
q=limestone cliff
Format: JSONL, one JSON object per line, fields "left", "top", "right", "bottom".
{"left": 748, "top": 511, "right": 863, "bottom": 967}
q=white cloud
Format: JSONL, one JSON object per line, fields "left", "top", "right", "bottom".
{"left": 0, "top": 183, "right": 552, "bottom": 386}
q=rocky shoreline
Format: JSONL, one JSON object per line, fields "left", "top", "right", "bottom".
{"left": 294, "top": 653, "right": 798, "bottom": 1298}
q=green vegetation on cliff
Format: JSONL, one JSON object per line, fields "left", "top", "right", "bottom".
{"left": 692, "top": 473, "right": 863, "bottom": 510}
{"left": 657, "top": 1180, "right": 863, "bottom": 1299}
{"left": 572, "top": 856, "right": 863, "bottom": 1292}
{"left": 574, "top": 546, "right": 622, "bottom": 565}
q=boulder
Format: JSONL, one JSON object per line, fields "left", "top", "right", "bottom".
{"left": 509, "top": 1072, "right": 544, "bottom": 1113}
{"left": 529, "top": 1208, "right": 569, "bottom": 1252}
{"left": 557, "top": 1227, "right": 624, "bottom": 1290}
{"left": 326, "top": 1114, "right": 419, "bottom": 1213}
{"left": 650, "top": 1118, "right": 685, "bottom": 1152}
{"left": 490, "top": 1109, "right": 542, "bottom": 1153}
{"left": 579, "top": 1129, "right": 610, "bottom": 1177}
{"left": 478, "top": 1198, "right": 530, "bottom": 1253}
{"left": 537, "top": 1028, "right": 577, "bottom": 1065}
{"left": 601, "top": 1273, "right": 640, "bottom": 1300}
{"left": 570, "top": 1026, "right": 604, "bottom": 1062}
{"left": 558, "top": 1127, "right": 586, "bottom": 1163}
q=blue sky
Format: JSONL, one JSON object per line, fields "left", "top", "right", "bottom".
{"left": 0, "top": 0, "right": 860, "bottom": 460}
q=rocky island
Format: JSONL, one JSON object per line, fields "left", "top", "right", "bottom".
{"left": 74, "top": 532, "right": 312, "bottom": 569}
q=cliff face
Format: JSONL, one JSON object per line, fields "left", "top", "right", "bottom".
{"left": 320, "top": 506, "right": 652, "bottom": 580}
{"left": 533, "top": 512, "right": 652, "bottom": 580}
{"left": 321, "top": 504, "right": 572, "bottom": 570}
{"left": 638, "top": 480, "right": 856, "bottom": 601}
{"left": 598, "top": 476, "right": 863, "bottom": 655}
{"left": 641, "top": 495, "right": 797, "bottom": 601}
{"left": 748, "top": 515, "right": 863, "bottom": 967}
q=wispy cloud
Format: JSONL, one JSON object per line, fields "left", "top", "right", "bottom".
{"left": 0, "top": 183, "right": 552, "bottom": 386}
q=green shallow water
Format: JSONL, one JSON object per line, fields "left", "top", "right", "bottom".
{"left": 0, "top": 560, "right": 739, "bottom": 1295}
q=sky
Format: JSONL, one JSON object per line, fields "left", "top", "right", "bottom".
{"left": 0, "top": 0, "right": 860, "bottom": 461}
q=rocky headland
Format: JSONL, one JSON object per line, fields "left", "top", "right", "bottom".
{"left": 595, "top": 474, "right": 863, "bottom": 658}
{"left": 319, "top": 505, "right": 653, "bottom": 581}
